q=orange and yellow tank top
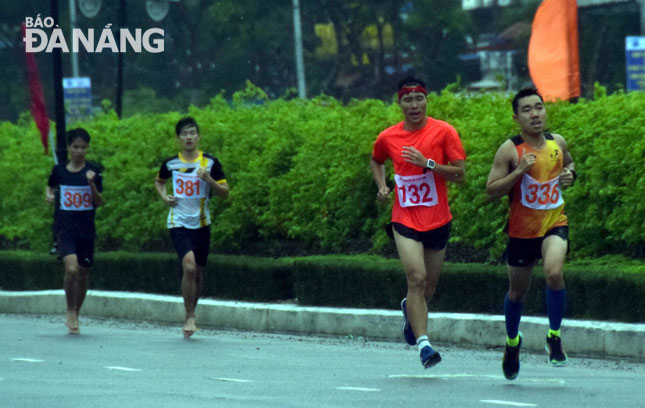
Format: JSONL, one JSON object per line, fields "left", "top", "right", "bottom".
{"left": 507, "top": 133, "right": 568, "bottom": 238}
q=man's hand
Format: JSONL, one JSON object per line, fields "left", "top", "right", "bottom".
{"left": 163, "top": 195, "right": 178, "bottom": 207}
{"left": 559, "top": 168, "right": 574, "bottom": 188}
{"left": 401, "top": 146, "right": 427, "bottom": 168}
{"left": 86, "top": 170, "right": 96, "bottom": 184}
{"left": 517, "top": 148, "right": 537, "bottom": 174}
{"left": 45, "top": 191, "right": 55, "bottom": 204}
{"left": 196, "top": 167, "right": 211, "bottom": 182}
{"left": 377, "top": 186, "right": 391, "bottom": 201}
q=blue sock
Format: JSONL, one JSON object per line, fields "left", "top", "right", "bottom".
{"left": 546, "top": 288, "right": 566, "bottom": 332}
{"left": 504, "top": 293, "right": 523, "bottom": 340}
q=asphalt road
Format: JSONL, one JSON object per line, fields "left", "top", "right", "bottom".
{"left": 2, "top": 314, "right": 643, "bottom": 408}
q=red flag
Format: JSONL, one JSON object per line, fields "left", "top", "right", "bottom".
{"left": 528, "top": 0, "right": 580, "bottom": 102}
{"left": 21, "top": 23, "right": 50, "bottom": 153}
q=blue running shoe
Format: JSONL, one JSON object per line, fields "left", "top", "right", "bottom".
{"left": 420, "top": 345, "right": 442, "bottom": 368}
{"left": 400, "top": 298, "right": 416, "bottom": 346}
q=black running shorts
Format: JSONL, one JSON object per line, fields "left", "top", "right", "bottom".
{"left": 504, "top": 226, "right": 569, "bottom": 267}
{"left": 386, "top": 221, "right": 452, "bottom": 251}
{"left": 169, "top": 226, "right": 211, "bottom": 267}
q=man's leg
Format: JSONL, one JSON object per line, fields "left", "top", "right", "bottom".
{"left": 505, "top": 265, "right": 533, "bottom": 342}
{"left": 63, "top": 254, "right": 81, "bottom": 334}
{"left": 76, "top": 265, "right": 90, "bottom": 315}
{"left": 542, "top": 235, "right": 568, "bottom": 365}
{"left": 393, "top": 229, "right": 427, "bottom": 339}
{"left": 181, "top": 251, "right": 201, "bottom": 337}
{"left": 502, "top": 264, "right": 533, "bottom": 380}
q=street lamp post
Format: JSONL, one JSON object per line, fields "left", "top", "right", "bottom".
{"left": 292, "top": 0, "right": 306, "bottom": 98}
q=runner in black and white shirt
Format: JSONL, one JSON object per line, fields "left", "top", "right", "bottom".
{"left": 155, "top": 117, "right": 229, "bottom": 338}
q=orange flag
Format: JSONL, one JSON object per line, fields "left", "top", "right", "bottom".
{"left": 528, "top": 0, "right": 580, "bottom": 102}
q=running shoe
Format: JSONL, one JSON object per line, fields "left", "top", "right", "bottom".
{"left": 400, "top": 298, "right": 416, "bottom": 346}
{"left": 420, "top": 345, "right": 442, "bottom": 368}
{"left": 502, "top": 332, "right": 522, "bottom": 380}
{"left": 545, "top": 334, "right": 568, "bottom": 366}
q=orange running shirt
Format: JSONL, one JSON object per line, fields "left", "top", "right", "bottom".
{"left": 507, "top": 133, "right": 568, "bottom": 238}
{"left": 372, "top": 118, "right": 466, "bottom": 231}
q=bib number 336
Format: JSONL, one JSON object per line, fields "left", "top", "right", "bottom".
{"left": 395, "top": 172, "right": 438, "bottom": 208}
{"left": 520, "top": 173, "right": 563, "bottom": 210}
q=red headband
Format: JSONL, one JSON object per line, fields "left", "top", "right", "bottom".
{"left": 398, "top": 85, "right": 427, "bottom": 100}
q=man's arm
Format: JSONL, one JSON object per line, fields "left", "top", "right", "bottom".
{"left": 553, "top": 134, "right": 575, "bottom": 188}
{"left": 486, "top": 140, "right": 535, "bottom": 201}
{"left": 400, "top": 146, "right": 465, "bottom": 183}
{"left": 154, "top": 177, "right": 177, "bottom": 207}
{"left": 196, "top": 167, "right": 229, "bottom": 199}
{"left": 370, "top": 157, "right": 391, "bottom": 201}
{"left": 45, "top": 186, "right": 56, "bottom": 204}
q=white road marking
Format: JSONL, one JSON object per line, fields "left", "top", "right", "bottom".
{"left": 389, "top": 373, "right": 504, "bottom": 380}
{"left": 336, "top": 386, "right": 381, "bottom": 392}
{"left": 104, "top": 366, "right": 142, "bottom": 372}
{"left": 480, "top": 400, "right": 538, "bottom": 407}
{"left": 209, "top": 378, "right": 253, "bottom": 383}
{"left": 389, "top": 374, "right": 564, "bottom": 384}
{"left": 11, "top": 358, "right": 44, "bottom": 363}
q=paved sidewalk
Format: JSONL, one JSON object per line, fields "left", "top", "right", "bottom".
{"left": 1, "top": 290, "right": 643, "bottom": 360}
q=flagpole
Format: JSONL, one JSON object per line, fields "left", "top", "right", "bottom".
{"left": 51, "top": 0, "right": 67, "bottom": 164}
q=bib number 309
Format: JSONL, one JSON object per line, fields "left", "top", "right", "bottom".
{"left": 520, "top": 173, "right": 563, "bottom": 210}
{"left": 395, "top": 172, "right": 438, "bottom": 208}
{"left": 60, "top": 185, "right": 93, "bottom": 211}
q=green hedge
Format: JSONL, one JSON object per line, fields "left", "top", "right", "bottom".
{"left": 1, "top": 251, "right": 643, "bottom": 322}
{"left": 1, "top": 83, "right": 644, "bottom": 260}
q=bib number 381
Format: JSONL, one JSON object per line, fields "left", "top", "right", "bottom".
{"left": 520, "top": 173, "right": 563, "bottom": 210}
{"left": 173, "top": 172, "right": 206, "bottom": 198}
{"left": 395, "top": 172, "right": 438, "bottom": 208}
{"left": 60, "top": 185, "right": 93, "bottom": 211}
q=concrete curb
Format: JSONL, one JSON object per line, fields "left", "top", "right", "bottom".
{"left": 1, "top": 290, "right": 643, "bottom": 360}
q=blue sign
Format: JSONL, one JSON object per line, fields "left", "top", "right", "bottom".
{"left": 63, "top": 77, "right": 93, "bottom": 123}
{"left": 626, "top": 36, "right": 645, "bottom": 92}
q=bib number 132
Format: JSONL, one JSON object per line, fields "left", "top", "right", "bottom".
{"left": 394, "top": 173, "right": 438, "bottom": 208}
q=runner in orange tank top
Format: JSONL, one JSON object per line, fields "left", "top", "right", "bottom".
{"left": 486, "top": 88, "right": 576, "bottom": 380}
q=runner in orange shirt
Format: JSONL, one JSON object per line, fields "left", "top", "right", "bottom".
{"left": 370, "top": 77, "right": 466, "bottom": 368}
{"left": 486, "top": 88, "right": 576, "bottom": 380}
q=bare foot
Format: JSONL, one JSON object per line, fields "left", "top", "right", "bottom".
{"left": 183, "top": 317, "right": 197, "bottom": 339}
{"left": 66, "top": 311, "right": 80, "bottom": 335}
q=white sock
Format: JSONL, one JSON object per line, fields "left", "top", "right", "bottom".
{"left": 416, "top": 335, "right": 431, "bottom": 351}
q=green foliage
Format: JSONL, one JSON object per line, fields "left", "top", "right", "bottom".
{"left": 2, "top": 251, "right": 643, "bottom": 322}
{"left": 1, "top": 88, "right": 644, "bottom": 261}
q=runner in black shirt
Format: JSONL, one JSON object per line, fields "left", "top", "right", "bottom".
{"left": 46, "top": 128, "right": 104, "bottom": 334}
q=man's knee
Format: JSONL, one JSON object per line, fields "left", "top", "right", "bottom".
{"left": 406, "top": 270, "right": 427, "bottom": 292}
{"left": 545, "top": 267, "right": 565, "bottom": 289}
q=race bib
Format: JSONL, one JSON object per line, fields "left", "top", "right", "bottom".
{"left": 60, "top": 185, "right": 94, "bottom": 211}
{"left": 395, "top": 172, "right": 438, "bottom": 208}
{"left": 520, "top": 173, "right": 563, "bottom": 210}
{"left": 173, "top": 171, "right": 206, "bottom": 198}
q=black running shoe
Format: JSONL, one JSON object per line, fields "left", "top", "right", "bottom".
{"left": 545, "top": 335, "right": 568, "bottom": 366}
{"left": 502, "top": 332, "right": 522, "bottom": 380}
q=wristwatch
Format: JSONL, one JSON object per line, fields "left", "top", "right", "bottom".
{"left": 426, "top": 158, "right": 436, "bottom": 170}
